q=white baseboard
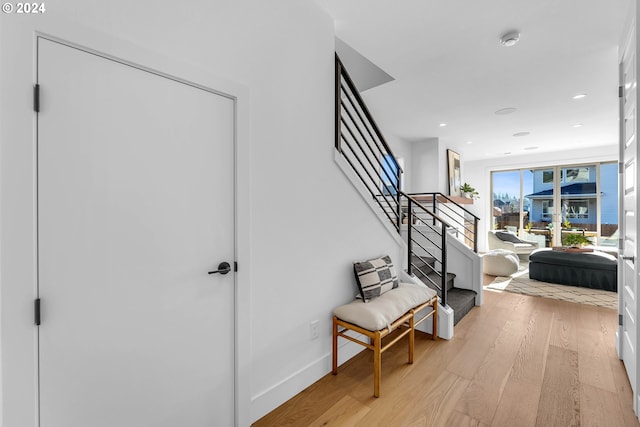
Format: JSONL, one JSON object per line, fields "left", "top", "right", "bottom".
{"left": 251, "top": 301, "right": 453, "bottom": 423}
{"left": 250, "top": 338, "right": 365, "bottom": 424}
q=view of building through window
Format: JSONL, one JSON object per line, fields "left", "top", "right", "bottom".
{"left": 381, "top": 154, "right": 399, "bottom": 195}
{"left": 492, "top": 162, "right": 618, "bottom": 247}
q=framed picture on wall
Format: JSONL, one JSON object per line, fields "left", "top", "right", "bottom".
{"left": 447, "top": 149, "right": 461, "bottom": 196}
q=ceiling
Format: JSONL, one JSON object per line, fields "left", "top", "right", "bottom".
{"left": 314, "top": 0, "right": 633, "bottom": 161}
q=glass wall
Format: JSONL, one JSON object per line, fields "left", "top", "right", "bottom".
{"left": 492, "top": 170, "right": 522, "bottom": 231}
{"left": 599, "top": 162, "right": 619, "bottom": 246}
{"left": 491, "top": 162, "right": 618, "bottom": 247}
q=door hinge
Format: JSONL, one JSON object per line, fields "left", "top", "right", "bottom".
{"left": 34, "top": 84, "right": 40, "bottom": 112}
{"left": 619, "top": 85, "right": 623, "bottom": 98}
{"left": 35, "top": 298, "right": 41, "bottom": 326}
{"left": 234, "top": 261, "right": 238, "bottom": 272}
{"left": 620, "top": 314, "right": 624, "bottom": 326}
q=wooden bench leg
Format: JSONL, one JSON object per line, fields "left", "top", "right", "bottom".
{"left": 334, "top": 296, "right": 437, "bottom": 397}
{"left": 373, "top": 331, "right": 381, "bottom": 397}
{"left": 408, "top": 314, "right": 415, "bottom": 365}
{"left": 332, "top": 316, "right": 338, "bottom": 375}
{"left": 432, "top": 299, "right": 438, "bottom": 341}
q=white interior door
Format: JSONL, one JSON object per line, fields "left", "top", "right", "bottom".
{"left": 620, "top": 26, "right": 639, "bottom": 417}
{"left": 37, "top": 38, "right": 236, "bottom": 426}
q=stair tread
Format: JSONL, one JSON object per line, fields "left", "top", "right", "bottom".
{"left": 411, "top": 255, "right": 436, "bottom": 267}
{"left": 412, "top": 271, "right": 476, "bottom": 325}
{"left": 446, "top": 288, "right": 477, "bottom": 325}
{"left": 414, "top": 271, "right": 456, "bottom": 292}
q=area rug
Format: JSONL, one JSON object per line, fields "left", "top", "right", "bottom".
{"left": 484, "top": 262, "right": 618, "bottom": 309}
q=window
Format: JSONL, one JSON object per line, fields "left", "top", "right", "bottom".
{"left": 565, "top": 200, "right": 589, "bottom": 219}
{"left": 491, "top": 170, "right": 522, "bottom": 230}
{"left": 542, "top": 200, "right": 554, "bottom": 218}
{"left": 564, "top": 168, "right": 589, "bottom": 183}
{"left": 492, "top": 161, "right": 618, "bottom": 247}
{"left": 381, "top": 154, "right": 400, "bottom": 195}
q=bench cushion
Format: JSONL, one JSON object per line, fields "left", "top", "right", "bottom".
{"left": 334, "top": 282, "right": 437, "bottom": 331}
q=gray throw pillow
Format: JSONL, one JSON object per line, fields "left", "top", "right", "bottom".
{"left": 495, "top": 231, "right": 524, "bottom": 244}
{"left": 353, "top": 255, "right": 399, "bottom": 301}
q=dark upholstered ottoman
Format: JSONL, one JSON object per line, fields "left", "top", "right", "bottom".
{"left": 528, "top": 249, "right": 617, "bottom": 292}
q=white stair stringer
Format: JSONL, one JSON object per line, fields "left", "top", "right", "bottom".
{"left": 400, "top": 224, "right": 483, "bottom": 305}
{"left": 401, "top": 269, "right": 454, "bottom": 340}
{"left": 334, "top": 151, "right": 404, "bottom": 245}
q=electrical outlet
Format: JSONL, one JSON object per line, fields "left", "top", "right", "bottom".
{"left": 310, "top": 320, "right": 319, "bottom": 340}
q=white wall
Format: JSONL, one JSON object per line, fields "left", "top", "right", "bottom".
{"left": 464, "top": 144, "right": 618, "bottom": 252}
{"left": 0, "top": 1, "right": 403, "bottom": 425}
{"left": 407, "top": 138, "right": 441, "bottom": 193}
{"left": 384, "top": 135, "right": 449, "bottom": 194}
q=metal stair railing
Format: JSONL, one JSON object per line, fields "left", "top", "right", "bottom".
{"left": 406, "top": 192, "right": 480, "bottom": 252}
{"left": 403, "top": 193, "right": 450, "bottom": 306}
{"left": 335, "top": 54, "right": 479, "bottom": 254}
{"left": 336, "top": 53, "right": 403, "bottom": 230}
{"left": 336, "top": 53, "right": 476, "bottom": 307}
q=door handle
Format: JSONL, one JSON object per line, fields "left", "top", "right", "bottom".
{"left": 208, "top": 262, "right": 231, "bottom": 275}
{"left": 622, "top": 256, "right": 635, "bottom": 263}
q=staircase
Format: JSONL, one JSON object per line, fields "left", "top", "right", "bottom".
{"left": 335, "top": 53, "right": 480, "bottom": 327}
{"left": 411, "top": 256, "right": 476, "bottom": 325}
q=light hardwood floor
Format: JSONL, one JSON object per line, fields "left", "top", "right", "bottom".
{"left": 253, "top": 289, "right": 640, "bottom": 427}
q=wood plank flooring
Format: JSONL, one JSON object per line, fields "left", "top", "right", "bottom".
{"left": 253, "top": 289, "right": 640, "bottom": 427}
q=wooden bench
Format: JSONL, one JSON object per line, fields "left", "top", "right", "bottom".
{"left": 332, "top": 282, "right": 438, "bottom": 397}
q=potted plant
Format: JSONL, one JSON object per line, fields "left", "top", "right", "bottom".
{"left": 460, "top": 182, "right": 479, "bottom": 199}
{"left": 562, "top": 233, "right": 592, "bottom": 248}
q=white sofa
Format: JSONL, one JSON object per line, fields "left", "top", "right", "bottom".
{"left": 487, "top": 230, "right": 539, "bottom": 258}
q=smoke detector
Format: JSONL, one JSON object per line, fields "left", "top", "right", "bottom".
{"left": 500, "top": 31, "right": 520, "bottom": 47}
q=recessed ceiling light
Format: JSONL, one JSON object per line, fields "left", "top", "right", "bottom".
{"left": 439, "top": 123, "right": 447, "bottom": 127}
{"left": 572, "top": 93, "right": 587, "bottom": 99}
{"left": 495, "top": 107, "right": 517, "bottom": 115}
{"left": 573, "top": 123, "right": 583, "bottom": 128}
{"left": 467, "top": 141, "right": 473, "bottom": 144}
{"left": 513, "top": 131, "right": 530, "bottom": 137}
{"left": 500, "top": 31, "right": 520, "bottom": 47}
